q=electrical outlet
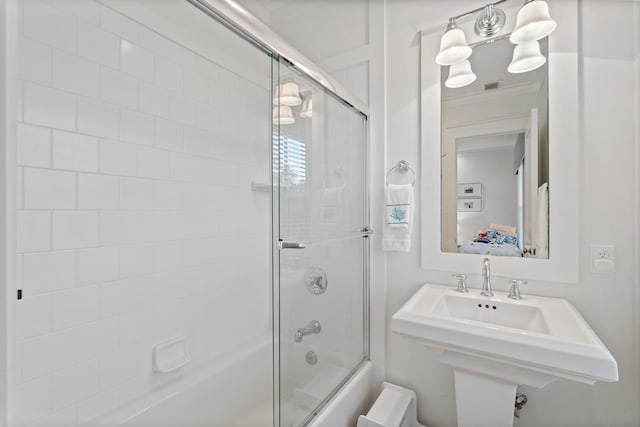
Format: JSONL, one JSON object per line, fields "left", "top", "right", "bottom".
{"left": 590, "top": 244, "right": 615, "bottom": 274}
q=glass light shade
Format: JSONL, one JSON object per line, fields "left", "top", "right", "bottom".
{"left": 445, "top": 60, "right": 477, "bottom": 88}
{"left": 509, "top": 0, "right": 557, "bottom": 44}
{"left": 508, "top": 40, "right": 546, "bottom": 73}
{"left": 300, "top": 97, "right": 312, "bottom": 118}
{"left": 273, "top": 105, "right": 295, "bottom": 125}
{"left": 273, "top": 82, "right": 302, "bottom": 106}
{"left": 435, "top": 28, "right": 472, "bottom": 66}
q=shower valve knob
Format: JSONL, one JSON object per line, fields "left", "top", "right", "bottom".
{"left": 304, "top": 267, "right": 328, "bottom": 295}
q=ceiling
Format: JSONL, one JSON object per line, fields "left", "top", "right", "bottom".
{"left": 457, "top": 132, "right": 521, "bottom": 153}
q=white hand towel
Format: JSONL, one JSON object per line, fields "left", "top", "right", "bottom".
{"left": 382, "top": 184, "right": 414, "bottom": 252}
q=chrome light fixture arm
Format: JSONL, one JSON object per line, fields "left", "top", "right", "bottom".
{"left": 447, "top": 0, "right": 509, "bottom": 23}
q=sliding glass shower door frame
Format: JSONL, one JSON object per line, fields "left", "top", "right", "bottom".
{"left": 273, "top": 57, "right": 369, "bottom": 427}
{"left": 185, "top": 3, "right": 370, "bottom": 426}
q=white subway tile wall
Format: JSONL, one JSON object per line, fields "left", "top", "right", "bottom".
{"left": 52, "top": 131, "right": 100, "bottom": 173}
{"left": 15, "top": 1, "right": 271, "bottom": 425}
{"left": 17, "top": 124, "right": 51, "bottom": 168}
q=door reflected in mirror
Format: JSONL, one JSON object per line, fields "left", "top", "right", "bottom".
{"left": 441, "top": 37, "right": 549, "bottom": 258}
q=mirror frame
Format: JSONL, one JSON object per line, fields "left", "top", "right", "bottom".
{"left": 420, "top": 0, "right": 578, "bottom": 283}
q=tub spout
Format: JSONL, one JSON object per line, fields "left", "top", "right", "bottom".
{"left": 294, "top": 320, "right": 321, "bottom": 343}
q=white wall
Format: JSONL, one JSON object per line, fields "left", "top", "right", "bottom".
{"left": 634, "top": 2, "right": 640, "bottom": 420}
{"left": 238, "top": 0, "right": 372, "bottom": 108}
{"left": 10, "top": 1, "right": 272, "bottom": 425}
{"left": 0, "top": 0, "right": 10, "bottom": 424}
{"left": 385, "top": 1, "right": 640, "bottom": 426}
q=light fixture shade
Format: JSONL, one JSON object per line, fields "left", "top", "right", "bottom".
{"left": 273, "top": 82, "right": 302, "bottom": 106}
{"left": 508, "top": 40, "right": 546, "bottom": 73}
{"left": 509, "top": 0, "right": 557, "bottom": 44}
{"left": 445, "top": 60, "right": 477, "bottom": 88}
{"left": 300, "top": 96, "right": 312, "bottom": 118}
{"left": 435, "top": 27, "right": 472, "bottom": 66}
{"left": 273, "top": 105, "right": 295, "bottom": 125}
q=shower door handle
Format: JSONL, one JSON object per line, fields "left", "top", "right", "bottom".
{"left": 278, "top": 240, "right": 306, "bottom": 250}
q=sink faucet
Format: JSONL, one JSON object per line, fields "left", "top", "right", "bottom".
{"left": 294, "top": 320, "right": 321, "bottom": 343}
{"left": 481, "top": 257, "right": 493, "bottom": 297}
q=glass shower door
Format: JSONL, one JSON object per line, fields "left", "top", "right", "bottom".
{"left": 273, "top": 60, "right": 368, "bottom": 427}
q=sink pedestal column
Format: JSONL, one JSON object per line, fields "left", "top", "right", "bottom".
{"left": 437, "top": 351, "right": 559, "bottom": 427}
{"left": 454, "top": 370, "right": 517, "bottom": 427}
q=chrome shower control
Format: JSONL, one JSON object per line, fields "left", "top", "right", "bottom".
{"left": 304, "top": 267, "right": 328, "bottom": 295}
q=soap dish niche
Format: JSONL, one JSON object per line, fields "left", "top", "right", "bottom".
{"left": 152, "top": 337, "right": 191, "bottom": 374}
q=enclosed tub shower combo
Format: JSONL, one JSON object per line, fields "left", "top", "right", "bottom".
{"left": 11, "top": 0, "right": 369, "bottom": 426}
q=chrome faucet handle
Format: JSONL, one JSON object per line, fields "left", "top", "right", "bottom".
{"left": 508, "top": 279, "right": 527, "bottom": 300}
{"left": 452, "top": 274, "right": 468, "bottom": 293}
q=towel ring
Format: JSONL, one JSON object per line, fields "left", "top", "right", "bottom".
{"left": 386, "top": 160, "right": 416, "bottom": 186}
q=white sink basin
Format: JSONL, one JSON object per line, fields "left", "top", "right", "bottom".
{"left": 392, "top": 283, "right": 618, "bottom": 384}
{"left": 433, "top": 293, "right": 550, "bottom": 334}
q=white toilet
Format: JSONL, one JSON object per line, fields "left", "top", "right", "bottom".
{"left": 357, "top": 382, "right": 426, "bottom": 427}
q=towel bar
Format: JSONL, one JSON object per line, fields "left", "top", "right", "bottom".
{"left": 386, "top": 160, "right": 416, "bottom": 186}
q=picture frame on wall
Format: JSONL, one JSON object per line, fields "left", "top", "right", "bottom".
{"left": 457, "top": 198, "right": 482, "bottom": 212}
{"left": 456, "top": 182, "right": 482, "bottom": 198}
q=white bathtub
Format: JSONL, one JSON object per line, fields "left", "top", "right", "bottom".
{"left": 85, "top": 338, "right": 375, "bottom": 427}
{"left": 85, "top": 338, "right": 272, "bottom": 427}
{"left": 307, "top": 361, "right": 376, "bottom": 427}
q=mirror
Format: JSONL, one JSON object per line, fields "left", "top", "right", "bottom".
{"left": 440, "top": 37, "right": 549, "bottom": 258}
{"left": 420, "top": 0, "right": 579, "bottom": 283}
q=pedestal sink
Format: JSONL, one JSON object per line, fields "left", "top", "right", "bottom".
{"left": 391, "top": 283, "right": 618, "bottom": 427}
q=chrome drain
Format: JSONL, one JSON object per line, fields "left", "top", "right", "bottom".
{"left": 305, "top": 350, "right": 318, "bottom": 365}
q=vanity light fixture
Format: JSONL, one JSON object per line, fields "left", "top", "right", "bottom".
{"left": 435, "top": 0, "right": 556, "bottom": 87}
{"left": 445, "top": 60, "right": 477, "bottom": 88}
{"left": 273, "top": 105, "right": 295, "bottom": 125}
{"left": 435, "top": 19, "right": 472, "bottom": 66}
{"left": 273, "top": 82, "right": 302, "bottom": 106}
{"left": 507, "top": 40, "right": 546, "bottom": 73}
{"left": 435, "top": 1, "right": 508, "bottom": 88}
{"left": 509, "top": 0, "right": 557, "bottom": 44}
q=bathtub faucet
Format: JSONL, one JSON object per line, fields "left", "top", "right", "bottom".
{"left": 294, "top": 320, "right": 321, "bottom": 343}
